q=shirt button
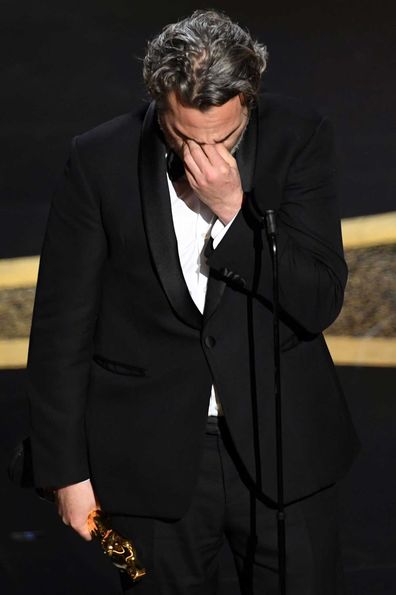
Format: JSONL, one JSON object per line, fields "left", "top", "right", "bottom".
{"left": 204, "top": 336, "right": 216, "bottom": 348}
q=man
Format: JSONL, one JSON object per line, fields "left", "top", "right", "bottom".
{"left": 27, "top": 9, "right": 360, "bottom": 594}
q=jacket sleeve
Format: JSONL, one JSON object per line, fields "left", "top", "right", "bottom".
{"left": 206, "top": 116, "right": 348, "bottom": 334}
{"left": 27, "top": 136, "right": 107, "bottom": 489}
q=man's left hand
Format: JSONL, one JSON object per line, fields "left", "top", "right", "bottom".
{"left": 182, "top": 140, "right": 243, "bottom": 225}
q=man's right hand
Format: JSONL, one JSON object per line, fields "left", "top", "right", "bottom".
{"left": 55, "top": 478, "right": 99, "bottom": 541}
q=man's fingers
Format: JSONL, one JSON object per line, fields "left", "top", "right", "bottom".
{"left": 189, "top": 141, "right": 237, "bottom": 175}
{"left": 184, "top": 141, "right": 235, "bottom": 183}
{"left": 55, "top": 480, "right": 98, "bottom": 542}
{"left": 183, "top": 167, "right": 199, "bottom": 192}
{"left": 61, "top": 515, "right": 93, "bottom": 541}
{"left": 187, "top": 140, "right": 229, "bottom": 171}
{"left": 182, "top": 141, "right": 202, "bottom": 184}
{"left": 181, "top": 138, "right": 242, "bottom": 222}
{"left": 76, "top": 526, "right": 93, "bottom": 541}
{"left": 72, "top": 525, "right": 92, "bottom": 541}
{"left": 185, "top": 140, "right": 215, "bottom": 172}
{"left": 201, "top": 143, "right": 229, "bottom": 169}
{"left": 213, "top": 142, "right": 237, "bottom": 167}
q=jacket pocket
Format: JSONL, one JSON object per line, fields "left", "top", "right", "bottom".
{"left": 92, "top": 353, "right": 147, "bottom": 377}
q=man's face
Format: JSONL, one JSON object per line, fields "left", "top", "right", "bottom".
{"left": 158, "top": 91, "right": 249, "bottom": 158}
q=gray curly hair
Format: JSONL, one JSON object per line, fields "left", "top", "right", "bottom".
{"left": 143, "top": 9, "right": 268, "bottom": 111}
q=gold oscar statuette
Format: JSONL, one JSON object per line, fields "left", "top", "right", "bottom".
{"left": 87, "top": 509, "right": 146, "bottom": 582}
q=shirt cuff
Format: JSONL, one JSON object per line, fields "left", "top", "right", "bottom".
{"left": 55, "top": 477, "right": 91, "bottom": 490}
{"left": 211, "top": 211, "right": 240, "bottom": 249}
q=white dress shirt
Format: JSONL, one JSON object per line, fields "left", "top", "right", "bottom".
{"left": 166, "top": 172, "right": 238, "bottom": 416}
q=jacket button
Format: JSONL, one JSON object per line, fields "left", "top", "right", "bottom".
{"left": 204, "top": 336, "right": 216, "bottom": 348}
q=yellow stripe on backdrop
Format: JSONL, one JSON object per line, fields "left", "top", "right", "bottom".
{"left": 1, "top": 336, "right": 394, "bottom": 369}
{"left": 0, "top": 256, "right": 39, "bottom": 288}
{"left": 324, "top": 336, "right": 396, "bottom": 368}
{"left": 341, "top": 211, "right": 396, "bottom": 249}
{"left": 0, "top": 212, "right": 395, "bottom": 369}
{"left": 0, "top": 339, "right": 28, "bottom": 368}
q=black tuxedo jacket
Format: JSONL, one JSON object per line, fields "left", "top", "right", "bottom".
{"left": 27, "top": 93, "right": 360, "bottom": 519}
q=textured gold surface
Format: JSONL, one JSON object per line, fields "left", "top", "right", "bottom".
{"left": 329, "top": 245, "right": 396, "bottom": 337}
{"left": 0, "top": 288, "right": 35, "bottom": 339}
{"left": 88, "top": 509, "right": 146, "bottom": 582}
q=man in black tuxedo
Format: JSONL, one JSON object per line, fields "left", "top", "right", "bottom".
{"left": 27, "top": 9, "right": 360, "bottom": 594}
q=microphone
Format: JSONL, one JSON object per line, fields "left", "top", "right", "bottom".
{"left": 265, "top": 210, "right": 277, "bottom": 237}
{"left": 248, "top": 196, "right": 278, "bottom": 238}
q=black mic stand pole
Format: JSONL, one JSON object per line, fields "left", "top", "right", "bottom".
{"left": 250, "top": 202, "right": 286, "bottom": 594}
{"left": 265, "top": 209, "right": 286, "bottom": 595}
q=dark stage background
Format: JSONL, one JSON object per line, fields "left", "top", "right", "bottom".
{"left": 1, "top": 1, "right": 395, "bottom": 593}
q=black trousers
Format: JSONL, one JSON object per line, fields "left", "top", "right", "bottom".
{"left": 110, "top": 416, "right": 346, "bottom": 594}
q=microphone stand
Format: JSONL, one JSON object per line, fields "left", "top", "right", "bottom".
{"left": 251, "top": 203, "right": 286, "bottom": 595}
{"left": 266, "top": 210, "right": 286, "bottom": 595}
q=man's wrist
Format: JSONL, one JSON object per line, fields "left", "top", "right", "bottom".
{"left": 216, "top": 191, "right": 243, "bottom": 225}
{"left": 211, "top": 209, "right": 240, "bottom": 249}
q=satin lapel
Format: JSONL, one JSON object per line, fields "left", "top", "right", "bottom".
{"left": 202, "top": 266, "right": 226, "bottom": 324}
{"left": 203, "top": 106, "right": 258, "bottom": 323}
{"left": 138, "top": 101, "right": 202, "bottom": 329}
